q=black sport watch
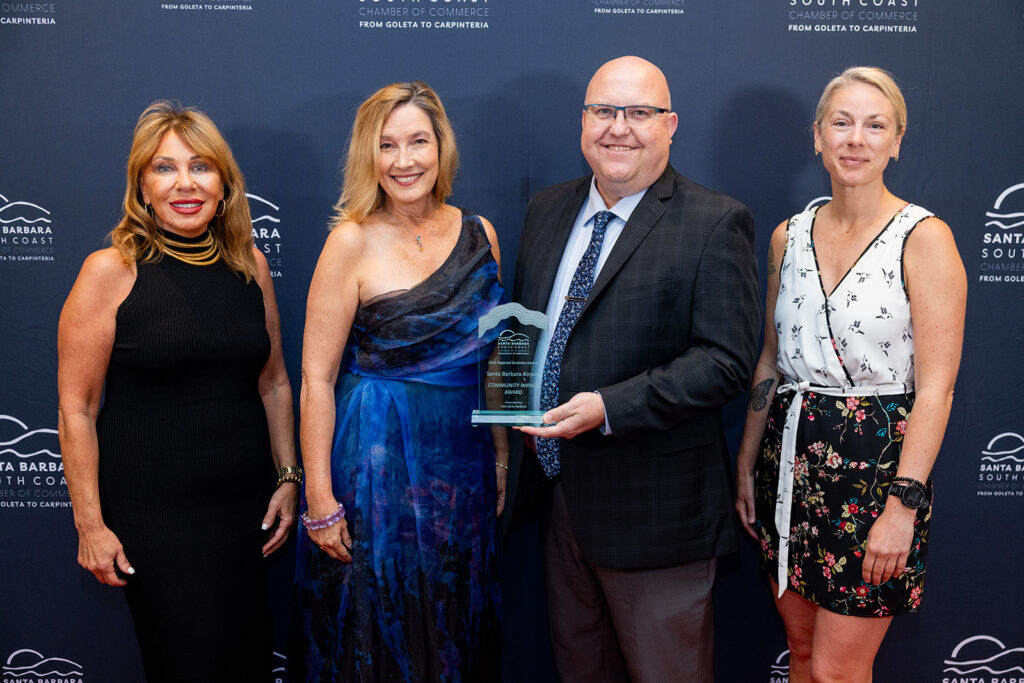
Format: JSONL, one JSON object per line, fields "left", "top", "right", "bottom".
{"left": 889, "top": 478, "right": 929, "bottom": 510}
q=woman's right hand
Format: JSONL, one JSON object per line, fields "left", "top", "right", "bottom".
{"left": 734, "top": 463, "right": 758, "bottom": 540}
{"left": 78, "top": 524, "right": 134, "bottom": 586}
{"left": 306, "top": 500, "right": 354, "bottom": 563}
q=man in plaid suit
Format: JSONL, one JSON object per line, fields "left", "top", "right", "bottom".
{"left": 514, "top": 56, "right": 760, "bottom": 682}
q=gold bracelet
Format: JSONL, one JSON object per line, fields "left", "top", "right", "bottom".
{"left": 495, "top": 461, "right": 509, "bottom": 471}
{"left": 276, "top": 465, "right": 303, "bottom": 488}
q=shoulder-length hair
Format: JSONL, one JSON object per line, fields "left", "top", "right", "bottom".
{"left": 331, "top": 81, "right": 458, "bottom": 226}
{"left": 109, "top": 100, "right": 257, "bottom": 280}
{"left": 815, "top": 66, "right": 908, "bottom": 136}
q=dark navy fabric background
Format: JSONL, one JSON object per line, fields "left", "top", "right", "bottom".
{"left": 2, "top": 1, "right": 1022, "bottom": 681}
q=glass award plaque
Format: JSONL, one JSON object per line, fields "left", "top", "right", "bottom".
{"left": 472, "top": 302, "right": 549, "bottom": 426}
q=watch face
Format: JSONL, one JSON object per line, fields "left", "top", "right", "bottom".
{"left": 902, "top": 484, "right": 928, "bottom": 509}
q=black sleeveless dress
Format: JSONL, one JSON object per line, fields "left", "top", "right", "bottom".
{"left": 96, "top": 233, "right": 275, "bottom": 682}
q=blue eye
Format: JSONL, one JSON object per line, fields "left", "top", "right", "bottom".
{"left": 156, "top": 163, "right": 174, "bottom": 172}
{"left": 191, "top": 163, "right": 209, "bottom": 173}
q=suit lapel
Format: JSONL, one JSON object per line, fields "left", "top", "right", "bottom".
{"left": 522, "top": 178, "right": 590, "bottom": 312}
{"left": 586, "top": 165, "right": 677, "bottom": 308}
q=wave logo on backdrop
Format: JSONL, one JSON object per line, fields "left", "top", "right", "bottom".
{"left": 942, "top": 635, "right": 1024, "bottom": 680}
{"left": 0, "top": 414, "right": 70, "bottom": 511}
{"left": 804, "top": 196, "right": 831, "bottom": 212}
{"left": 976, "top": 432, "right": 1024, "bottom": 497}
{"left": 785, "top": 0, "right": 922, "bottom": 34}
{"left": 768, "top": 649, "right": 790, "bottom": 682}
{"left": 272, "top": 651, "right": 289, "bottom": 683}
{"left": 592, "top": 0, "right": 685, "bottom": 17}
{"left": 357, "top": 0, "right": 492, "bottom": 31}
{"left": 0, "top": 193, "right": 55, "bottom": 263}
{"left": 248, "top": 193, "right": 284, "bottom": 278}
{"left": 979, "top": 182, "right": 1024, "bottom": 284}
{"left": 2, "top": 648, "right": 84, "bottom": 682}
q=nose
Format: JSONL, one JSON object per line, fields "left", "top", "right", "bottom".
{"left": 398, "top": 147, "right": 416, "bottom": 168}
{"left": 849, "top": 125, "right": 865, "bottom": 146}
{"left": 176, "top": 168, "right": 196, "bottom": 189}
{"left": 609, "top": 109, "right": 630, "bottom": 135}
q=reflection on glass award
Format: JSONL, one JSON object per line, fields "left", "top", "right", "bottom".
{"left": 472, "top": 302, "right": 548, "bottom": 425}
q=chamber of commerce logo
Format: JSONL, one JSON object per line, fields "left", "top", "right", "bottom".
{"left": 785, "top": 0, "right": 921, "bottom": 33}
{"left": 2, "top": 648, "right": 83, "bottom": 682}
{"left": 248, "top": 193, "right": 283, "bottom": 278}
{"left": 804, "top": 196, "right": 831, "bottom": 212}
{"left": 272, "top": 651, "right": 289, "bottom": 683}
{"left": 357, "top": 0, "right": 492, "bottom": 31}
{"left": 0, "top": 193, "right": 54, "bottom": 262}
{"left": 0, "top": 2, "right": 57, "bottom": 25}
{"left": 979, "top": 182, "right": 1024, "bottom": 284}
{"left": 593, "top": 0, "right": 685, "bottom": 17}
{"left": 769, "top": 649, "right": 790, "bottom": 682}
{"left": 0, "top": 414, "right": 69, "bottom": 510}
{"left": 943, "top": 635, "right": 1024, "bottom": 680}
{"left": 977, "top": 432, "right": 1024, "bottom": 497}
{"left": 158, "top": 2, "right": 253, "bottom": 11}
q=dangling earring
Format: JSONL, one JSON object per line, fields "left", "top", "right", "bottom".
{"left": 215, "top": 199, "right": 226, "bottom": 217}
{"left": 893, "top": 151, "right": 899, "bottom": 162}
{"left": 814, "top": 149, "right": 820, "bottom": 156}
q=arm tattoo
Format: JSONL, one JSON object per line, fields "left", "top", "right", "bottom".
{"left": 749, "top": 378, "right": 775, "bottom": 411}
{"left": 767, "top": 242, "right": 777, "bottom": 276}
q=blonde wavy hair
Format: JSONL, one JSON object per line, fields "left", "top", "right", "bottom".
{"left": 331, "top": 81, "right": 458, "bottom": 227}
{"left": 109, "top": 100, "right": 257, "bottom": 280}
{"left": 815, "top": 66, "right": 908, "bottom": 136}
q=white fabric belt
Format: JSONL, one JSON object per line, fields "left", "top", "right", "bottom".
{"left": 773, "top": 380, "right": 908, "bottom": 598}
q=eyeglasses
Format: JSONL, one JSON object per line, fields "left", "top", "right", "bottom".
{"left": 583, "top": 104, "right": 670, "bottom": 125}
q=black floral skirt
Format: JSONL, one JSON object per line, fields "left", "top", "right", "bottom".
{"left": 754, "top": 390, "right": 930, "bottom": 616}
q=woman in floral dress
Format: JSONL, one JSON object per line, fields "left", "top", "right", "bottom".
{"left": 734, "top": 67, "right": 966, "bottom": 682}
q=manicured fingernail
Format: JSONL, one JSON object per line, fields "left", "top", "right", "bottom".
{"left": 127, "top": 567, "right": 135, "bottom": 575}
{"left": 261, "top": 523, "right": 269, "bottom": 530}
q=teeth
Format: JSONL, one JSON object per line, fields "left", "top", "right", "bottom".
{"left": 172, "top": 201, "right": 202, "bottom": 207}
{"left": 607, "top": 145, "right": 634, "bottom": 151}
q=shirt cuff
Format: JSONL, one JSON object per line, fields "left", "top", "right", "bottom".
{"left": 594, "top": 390, "right": 612, "bottom": 435}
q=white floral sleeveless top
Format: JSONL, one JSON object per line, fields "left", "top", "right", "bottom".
{"left": 774, "top": 203, "right": 934, "bottom": 392}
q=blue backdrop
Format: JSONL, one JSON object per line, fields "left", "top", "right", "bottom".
{"left": 2, "top": 1, "right": 1023, "bottom": 681}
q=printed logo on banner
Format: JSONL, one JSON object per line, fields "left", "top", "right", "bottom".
{"left": 942, "top": 635, "right": 1024, "bottom": 681}
{"left": 357, "top": 0, "right": 492, "bottom": 31}
{"left": 157, "top": 1, "right": 253, "bottom": 11}
{"left": 784, "top": 0, "right": 922, "bottom": 34}
{"left": 978, "top": 182, "right": 1024, "bottom": 285}
{"left": 0, "top": 192, "right": 55, "bottom": 263}
{"left": 272, "top": 651, "right": 289, "bottom": 683}
{"left": 768, "top": 649, "right": 790, "bottom": 682}
{"left": 0, "top": 414, "right": 70, "bottom": 511}
{"left": 804, "top": 196, "right": 831, "bottom": 212}
{"left": 0, "top": 2, "right": 57, "bottom": 25}
{"left": 2, "top": 648, "right": 84, "bottom": 683}
{"left": 248, "top": 193, "right": 284, "bottom": 278}
{"left": 977, "top": 432, "right": 1024, "bottom": 497}
{"left": 592, "top": 0, "right": 685, "bottom": 17}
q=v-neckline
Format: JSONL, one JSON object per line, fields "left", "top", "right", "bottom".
{"left": 810, "top": 204, "right": 905, "bottom": 299}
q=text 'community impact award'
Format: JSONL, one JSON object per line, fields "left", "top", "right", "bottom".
{"left": 472, "top": 302, "right": 548, "bottom": 425}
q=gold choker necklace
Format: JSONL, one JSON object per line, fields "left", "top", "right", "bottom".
{"left": 159, "top": 231, "right": 221, "bottom": 266}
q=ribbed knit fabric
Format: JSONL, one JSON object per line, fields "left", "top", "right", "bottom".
{"left": 96, "top": 231, "right": 276, "bottom": 682}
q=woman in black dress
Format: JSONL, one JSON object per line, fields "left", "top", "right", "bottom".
{"left": 58, "top": 101, "right": 299, "bottom": 683}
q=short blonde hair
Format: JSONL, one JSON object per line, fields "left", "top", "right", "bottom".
{"left": 109, "top": 100, "right": 257, "bottom": 280}
{"left": 815, "top": 66, "right": 907, "bottom": 135}
{"left": 332, "top": 81, "right": 458, "bottom": 226}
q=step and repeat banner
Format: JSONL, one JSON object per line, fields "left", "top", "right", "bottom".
{"left": 2, "top": 1, "right": 1022, "bottom": 681}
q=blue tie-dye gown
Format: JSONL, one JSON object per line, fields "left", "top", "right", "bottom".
{"left": 291, "top": 212, "right": 503, "bottom": 682}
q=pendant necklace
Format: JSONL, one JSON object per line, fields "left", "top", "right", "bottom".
{"left": 416, "top": 234, "right": 423, "bottom": 251}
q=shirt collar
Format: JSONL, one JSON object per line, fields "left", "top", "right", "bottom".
{"left": 583, "top": 177, "right": 647, "bottom": 226}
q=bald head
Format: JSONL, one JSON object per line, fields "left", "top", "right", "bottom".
{"left": 585, "top": 57, "right": 672, "bottom": 112}
{"left": 581, "top": 56, "right": 678, "bottom": 207}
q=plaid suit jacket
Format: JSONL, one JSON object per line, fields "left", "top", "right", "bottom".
{"left": 511, "top": 164, "right": 761, "bottom": 569}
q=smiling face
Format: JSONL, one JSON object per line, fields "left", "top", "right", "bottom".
{"left": 814, "top": 81, "right": 903, "bottom": 190}
{"left": 581, "top": 57, "right": 678, "bottom": 207}
{"left": 139, "top": 130, "right": 224, "bottom": 238}
{"left": 377, "top": 103, "right": 440, "bottom": 211}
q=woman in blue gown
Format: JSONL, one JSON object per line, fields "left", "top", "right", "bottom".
{"left": 291, "top": 81, "right": 506, "bottom": 682}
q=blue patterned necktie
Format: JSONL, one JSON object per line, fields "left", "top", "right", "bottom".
{"left": 536, "top": 210, "right": 615, "bottom": 478}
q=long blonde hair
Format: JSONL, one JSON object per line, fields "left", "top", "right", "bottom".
{"left": 331, "top": 81, "right": 459, "bottom": 227}
{"left": 109, "top": 100, "right": 257, "bottom": 280}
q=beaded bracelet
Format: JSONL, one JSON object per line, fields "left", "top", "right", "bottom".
{"left": 495, "top": 461, "right": 509, "bottom": 471}
{"left": 301, "top": 502, "right": 346, "bottom": 531}
{"left": 276, "top": 465, "right": 303, "bottom": 488}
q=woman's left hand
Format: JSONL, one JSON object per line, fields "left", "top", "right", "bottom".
{"left": 862, "top": 502, "right": 917, "bottom": 584}
{"left": 496, "top": 464, "right": 508, "bottom": 517}
{"left": 261, "top": 483, "right": 299, "bottom": 556}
